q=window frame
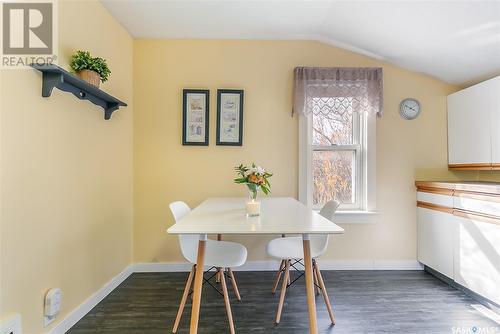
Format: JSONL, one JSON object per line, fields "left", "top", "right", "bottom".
{"left": 299, "top": 108, "right": 376, "bottom": 213}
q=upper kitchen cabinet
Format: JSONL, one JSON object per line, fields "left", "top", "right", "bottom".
{"left": 489, "top": 77, "right": 500, "bottom": 166}
{"left": 447, "top": 76, "right": 500, "bottom": 170}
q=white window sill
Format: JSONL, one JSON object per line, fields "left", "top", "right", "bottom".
{"left": 315, "top": 210, "right": 379, "bottom": 224}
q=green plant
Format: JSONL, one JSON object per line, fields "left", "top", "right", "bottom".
{"left": 69, "top": 50, "right": 111, "bottom": 83}
{"left": 234, "top": 163, "right": 273, "bottom": 199}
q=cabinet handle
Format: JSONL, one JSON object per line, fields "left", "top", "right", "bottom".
{"left": 416, "top": 187, "right": 454, "bottom": 196}
{"left": 453, "top": 209, "right": 500, "bottom": 225}
{"left": 417, "top": 201, "right": 453, "bottom": 214}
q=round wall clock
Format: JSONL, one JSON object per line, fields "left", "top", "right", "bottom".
{"left": 399, "top": 98, "right": 421, "bottom": 120}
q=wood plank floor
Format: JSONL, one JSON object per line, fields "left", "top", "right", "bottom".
{"left": 68, "top": 270, "right": 499, "bottom": 334}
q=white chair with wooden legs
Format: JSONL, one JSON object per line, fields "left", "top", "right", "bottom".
{"left": 266, "top": 200, "right": 340, "bottom": 325}
{"left": 169, "top": 201, "right": 247, "bottom": 334}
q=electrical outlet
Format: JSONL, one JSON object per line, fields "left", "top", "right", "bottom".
{"left": 0, "top": 314, "right": 22, "bottom": 334}
{"left": 44, "top": 288, "right": 62, "bottom": 327}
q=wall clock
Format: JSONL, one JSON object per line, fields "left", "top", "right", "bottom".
{"left": 399, "top": 98, "right": 421, "bottom": 120}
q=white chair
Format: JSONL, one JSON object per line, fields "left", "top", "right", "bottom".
{"left": 169, "top": 201, "right": 248, "bottom": 334}
{"left": 266, "top": 199, "right": 340, "bottom": 325}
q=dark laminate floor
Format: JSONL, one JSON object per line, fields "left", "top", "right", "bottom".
{"left": 68, "top": 270, "right": 499, "bottom": 334}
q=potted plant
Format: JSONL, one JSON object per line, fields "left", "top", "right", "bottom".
{"left": 69, "top": 50, "right": 111, "bottom": 88}
{"left": 234, "top": 163, "right": 273, "bottom": 216}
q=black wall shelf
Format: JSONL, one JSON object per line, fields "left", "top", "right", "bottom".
{"left": 31, "top": 64, "right": 127, "bottom": 120}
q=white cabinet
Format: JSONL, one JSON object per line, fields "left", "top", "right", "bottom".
{"left": 417, "top": 207, "right": 456, "bottom": 278}
{"left": 447, "top": 76, "right": 500, "bottom": 168}
{"left": 454, "top": 213, "right": 500, "bottom": 305}
{"left": 489, "top": 77, "right": 500, "bottom": 164}
{"left": 416, "top": 182, "right": 500, "bottom": 305}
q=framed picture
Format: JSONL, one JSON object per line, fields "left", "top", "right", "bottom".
{"left": 182, "top": 89, "right": 209, "bottom": 146}
{"left": 216, "top": 89, "right": 244, "bottom": 146}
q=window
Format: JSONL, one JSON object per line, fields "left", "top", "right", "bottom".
{"left": 299, "top": 92, "right": 376, "bottom": 212}
{"left": 294, "top": 67, "right": 381, "bottom": 214}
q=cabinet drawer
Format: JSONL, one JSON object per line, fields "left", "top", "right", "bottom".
{"left": 417, "top": 191, "right": 453, "bottom": 208}
{"left": 454, "top": 195, "right": 500, "bottom": 218}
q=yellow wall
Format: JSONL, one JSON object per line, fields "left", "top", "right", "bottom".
{"left": 2, "top": 8, "right": 499, "bottom": 332}
{"left": 133, "top": 39, "right": 465, "bottom": 264}
{"left": 0, "top": 1, "right": 133, "bottom": 333}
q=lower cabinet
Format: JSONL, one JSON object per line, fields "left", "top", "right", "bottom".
{"left": 416, "top": 182, "right": 500, "bottom": 306}
{"left": 418, "top": 203, "right": 500, "bottom": 305}
{"left": 454, "top": 214, "right": 500, "bottom": 305}
{"left": 417, "top": 207, "right": 456, "bottom": 279}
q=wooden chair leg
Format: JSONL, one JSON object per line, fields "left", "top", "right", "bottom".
{"left": 314, "top": 260, "right": 335, "bottom": 325}
{"left": 287, "top": 261, "right": 291, "bottom": 286}
{"left": 172, "top": 265, "right": 196, "bottom": 333}
{"left": 313, "top": 263, "right": 320, "bottom": 296}
{"left": 275, "top": 260, "right": 290, "bottom": 324}
{"left": 216, "top": 235, "right": 222, "bottom": 282}
{"left": 216, "top": 267, "right": 221, "bottom": 283}
{"left": 227, "top": 268, "right": 242, "bottom": 301}
{"left": 220, "top": 267, "right": 235, "bottom": 334}
{"left": 272, "top": 260, "right": 285, "bottom": 294}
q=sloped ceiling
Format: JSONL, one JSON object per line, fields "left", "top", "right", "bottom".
{"left": 101, "top": 0, "right": 500, "bottom": 86}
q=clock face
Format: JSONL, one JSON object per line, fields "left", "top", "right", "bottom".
{"left": 400, "top": 98, "right": 421, "bottom": 120}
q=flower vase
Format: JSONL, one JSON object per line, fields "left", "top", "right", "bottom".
{"left": 246, "top": 184, "right": 261, "bottom": 217}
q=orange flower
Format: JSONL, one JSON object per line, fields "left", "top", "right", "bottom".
{"left": 248, "top": 173, "right": 259, "bottom": 184}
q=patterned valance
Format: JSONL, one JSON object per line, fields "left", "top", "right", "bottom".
{"left": 292, "top": 67, "right": 383, "bottom": 117}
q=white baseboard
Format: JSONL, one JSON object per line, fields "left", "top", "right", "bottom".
{"left": 47, "top": 265, "right": 134, "bottom": 334}
{"left": 132, "top": 260, "right": 423, "bottom": 272}
{"left": 47, "top": 259, "right": 422, "bottom": 333}
{"left": 133, "top": 262, "right": 192, "bottom": 272}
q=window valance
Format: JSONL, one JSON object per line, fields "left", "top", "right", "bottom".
{"left": 292, "top": 67, "right": 383, "bottom": 117}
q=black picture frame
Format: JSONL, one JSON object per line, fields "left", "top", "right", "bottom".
{"left": 216, "top": 89, "right": 244, "bottom": 146}
{"left": 182, "top": 89, "right": 210, "bottom": 146}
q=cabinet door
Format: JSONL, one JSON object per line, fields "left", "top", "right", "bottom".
{"left": 454, "top": 213, "right": 500, "bottom": 304}
{"left": 448, "top": 83, "right": 491, "bottom": 165}
{"left": 417, "top": 207, "right": 456, "bottom": 278}
{"left": 488, "top": 77, "right": 500, "bottom": 164}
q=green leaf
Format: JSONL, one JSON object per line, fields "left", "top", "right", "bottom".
{"left": 69, "top": 50, "right": 111, "bottom": 82}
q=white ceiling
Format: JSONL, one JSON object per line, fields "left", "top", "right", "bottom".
{"left": 101, "top": 0, "right": 500, "bottom": 86}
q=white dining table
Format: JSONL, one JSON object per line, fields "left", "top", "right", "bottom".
{"left": 167, "top": 197, "right": 345, "bottom": 333}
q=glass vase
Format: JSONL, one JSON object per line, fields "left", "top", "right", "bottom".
{"left": 247, "top": 183, "right": 260, "bottom": 201}
{"left": 246, "top": 184, "right": 261, "bottom": 217}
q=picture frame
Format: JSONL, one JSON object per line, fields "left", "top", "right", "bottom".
{"left": 216, "top": 89, "right": 244, "bottom": 146}
{"left": 182, "top": 89, "right": 210, "bottom": 146}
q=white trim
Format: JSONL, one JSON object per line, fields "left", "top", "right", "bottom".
{"left": 1, "top": 314, "right": 22, "bottom": 334}
{"left": 318, "top": 260, "right": 423, "bottom": 271}
{"left": 47, "top": 265, "right": 134, "bottom": 334}
{"left": 133, "top": 262, "right": 192, "bottom": 272}
{"left": 46, "top": 259, "right": 421, "bottom": 333}
{"left": 298, "top": 111, "right": 377, "bottom": 213}
{"left": 132, "top": 260, "right": 423, "bottom": 272}
{"left": 298, "top": 113, "right": 308, "bottom": 205}
{"left": 334, "top": 210, "right": 379, "bottom": 224}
